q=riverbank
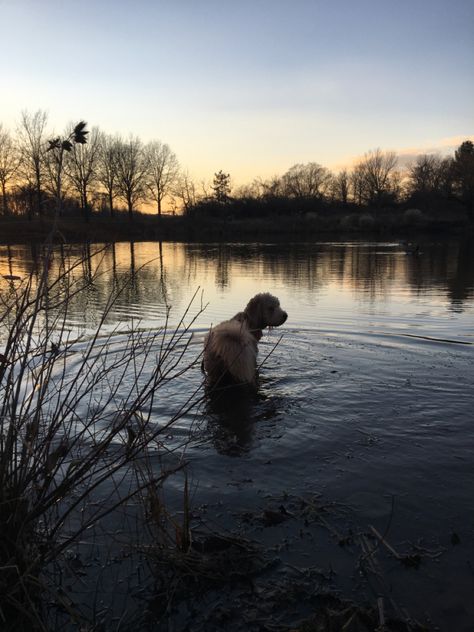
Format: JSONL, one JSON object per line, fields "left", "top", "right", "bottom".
{"left": 0, "top": 207, "right": 472, "bottom": 245}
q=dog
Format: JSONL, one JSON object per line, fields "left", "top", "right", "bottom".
{"left": 203, "top": 293, "right": 287, "bottom": 389}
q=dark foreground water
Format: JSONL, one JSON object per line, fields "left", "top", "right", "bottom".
{"left": 1, "top": 239, "right": 473, "bottom": 630}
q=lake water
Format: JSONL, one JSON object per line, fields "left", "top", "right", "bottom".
{"left": 1, "top": 239, "right": 473, "bottom": 630}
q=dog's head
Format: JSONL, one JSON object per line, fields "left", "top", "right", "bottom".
{"left": 244, "top": 293, "right": 288, "bottom": 332}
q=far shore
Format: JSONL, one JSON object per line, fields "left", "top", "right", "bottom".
{"left": 0, "top": 210, "right": 472, "bottom": 245}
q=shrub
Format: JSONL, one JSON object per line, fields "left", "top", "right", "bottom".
{"left": 403, "top": 208, "right": 427, "bottom": 226}
{"left": 0, "top": 243, "right": 204, "bottom": 629}
{"left": 358, "top": 213, "right": 376, "bottom": 229}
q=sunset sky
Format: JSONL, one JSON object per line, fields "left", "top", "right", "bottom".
{"left": 2, "top": 0, "right": 473, "bottom": 185}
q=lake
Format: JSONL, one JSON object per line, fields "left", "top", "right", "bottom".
{"left": 1, "top": 238, "right": 473, "bottom": 630}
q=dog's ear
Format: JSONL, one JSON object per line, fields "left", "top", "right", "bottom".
{"left": 245, "top": 294, "right": 265, "bottom": 329}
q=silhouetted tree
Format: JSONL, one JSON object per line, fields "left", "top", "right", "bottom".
{"left": 145, "top": 141, "right": 179, "bottom": 216}
{"left": 257, "top": 175, "right": 284, "bottom": 199}
{"left": 350, "top": 164, "right": 364, "bottom": 206}
{"left": 174, "top": 170, "right": 199, "bottom": 213}
{"left": 212, "top": 170, "right": 231, "bottom": 203}
{"left": 17, "top": 110, "right": 48, "bottom": 218}
{"left": 0, "top": 124, "right": 19, "bottom": 215}
{"left": 97, "top": 133, "right": 119, "bottom": 217}
{"left": 453, "top": 140, "right": 474, "bottom": 217}
{"left": 405, "top": 154, "right": 455, "bottom": 210}
{"left": 355, "top": 148, "right": 398, "bottom": 207}
{"left": 115, "top": 136, "right": 148, "bottom": 219}
{"left": 282, "top": 162, "right": 331, "bottom": 199}
{"left": 437, "top": 157, "right": 456, "bottom": 199}
{"left": 66, "top": 126, "right": 100, "bottom": 221}
{"left": 407, "top": 155, "right": 442, "bottom": 196}
{"left": 332, "top": 169, "right": 350, "bottom": 205}
{"left": 45, "top": 121, "right": 89, "bottom": 217}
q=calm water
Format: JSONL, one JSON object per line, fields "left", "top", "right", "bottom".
{"left": 1, "top": 239, "right": 473, "bottom": 629}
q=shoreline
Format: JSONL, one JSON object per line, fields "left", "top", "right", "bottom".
{"left": 0, "top": 213, "right": 472, "bottom": 245}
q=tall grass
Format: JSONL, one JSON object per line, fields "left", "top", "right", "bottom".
{"left": 0, "top": 243, "right": 205, "bottom": 629}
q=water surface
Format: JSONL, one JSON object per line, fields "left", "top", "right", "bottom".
{"left": 1, "top": 239, "right": 473, "bottom": 629}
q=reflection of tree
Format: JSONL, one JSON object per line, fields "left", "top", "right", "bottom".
{"left": 129, "top": 240, "right": 136, "bottom": 276}
{"left": 30, "top": 242, "right": 39, "bottom": 275}
{"left": 3, "top": 241, "right": 473, "bottom": 335}
{"left": 183, "top": 241, "right": 474, "bottom": 311}
{"left": 6, "top": 245, "right": 14, "bottom": 278}
{"left": 446, "top": 240, "right": 474, "bottom": 311}
{"left": 0, "top": 243, "right": 178, "bottom": 335}
{"left": 82, "top": 242, "right": 93, "bottom": 284}
{"left": 215, "top": 245, "right": 230, "bottom": 289}
{"left": 111, "top": 241, "right": 117, "bottom": 277}
{"left": 402, "top": 240, "right": 474, "bottom": 312}
{"left": 157, "top": 241, "right": 169, "bottom": 306}
{"left": 346, "top": 244, "right": 397, "bottom": 302}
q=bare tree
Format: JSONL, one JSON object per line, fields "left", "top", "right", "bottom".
{"left": 174, "top": 170, "right": 199, "bottom": 213}
{"left": 282, "top": 162, "right": 331, "bottom": 198}
{"left": 438, "top": 157, "right": 456, "bottom": 199}
{"left": 233, "top": 181, "right": 261, "bottom": 199}
{"left": 331, "top": 169, "right": 350, "bottom": 205}
{"left": 350, "top": 164, "right": 365, "bottom": 206}
{"left": 44, "top": 122, "right": 89, "bottom": 218}
{"left": 97, "top": 133, "right": 119, "bottom": 217}
{"left": 145, "top": 141, "right": 179, "bottom": 216}
{"left": 114, "top": 136, "right": 148, "bottom": 219}
{"left": 44, "top": 139, "right": 66, "bottom": 208}
{"left": 17, "top": 110, "right": 48, "bottom": 218}
{"left": 405, "top": 154, "right": 451, "bottom": 204}
{"left": 65, "top": 126, "right": 101, "bottom": 221}
{"left": 355, "top": 148, "right": 398, "bottom": 207}
{"left": 0, "top": 124, "right": 20, "bottom": 215}
{"left": 255, "top": 175, "right": 284, "bottom": 198}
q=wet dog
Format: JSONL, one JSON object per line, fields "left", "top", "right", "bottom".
{"left": 203, "top": 293, "right": 287, "bottom": 389}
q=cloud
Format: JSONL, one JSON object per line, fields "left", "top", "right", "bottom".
{"left": 395, "top": 135, "right": 474, "bottom": 167}
{"left": 330, "top": 134, "right": 474, "bottom": 171}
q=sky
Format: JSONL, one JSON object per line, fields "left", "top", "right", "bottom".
{"left": 1, "top": 0, "right": 473, "bottom": 186}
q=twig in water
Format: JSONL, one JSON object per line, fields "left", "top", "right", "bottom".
{"left": 257, "top": 334, "right": 283, "bottom": 371}
{"left": 369, "top": 525, "right": 422, "bottom": 568}
{"left": 369, "top": 525, "right": 402, "bottom": 560}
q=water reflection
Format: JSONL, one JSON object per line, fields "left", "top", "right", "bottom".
{"left": 204, "top": 379, "right": 286, "bottom": 456}
{"left": 182, "top": 240, "right": 474, "bottom": 311}
{"left": 0, "top": 240, "right": 473, "bottom": 340}
{"left": 1, "top": 239, "right": 473, "bottom": 630}
{"left": 205, "top": 387, "right": 257, "bottom": 456}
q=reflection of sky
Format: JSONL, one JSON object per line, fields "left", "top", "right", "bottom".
{"left": 1, "top": 241, "right": 473, "bottom": 342}
{"left": 1, "top": 0, "right": 473, "bottom": 185}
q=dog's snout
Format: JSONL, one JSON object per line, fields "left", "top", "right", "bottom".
{"left": 281, "top": 311, "right": 288, "bottom": 323}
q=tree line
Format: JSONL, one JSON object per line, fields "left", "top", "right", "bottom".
{"left": 0, "top": 110, "right": 180, "bottom": 221}
{"left": 199, "top": 144, "right": 474, "bottom": 225}
{"left": 0, "top": 110, "right": 473, "bottom": 224}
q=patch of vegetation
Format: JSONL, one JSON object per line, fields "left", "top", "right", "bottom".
{"left": 0, "top": 240, "right": 205, "bottom": 629}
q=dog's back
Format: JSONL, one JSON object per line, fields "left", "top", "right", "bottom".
{"left": 203, "top": 319, "right": 258, "bottom": 386}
